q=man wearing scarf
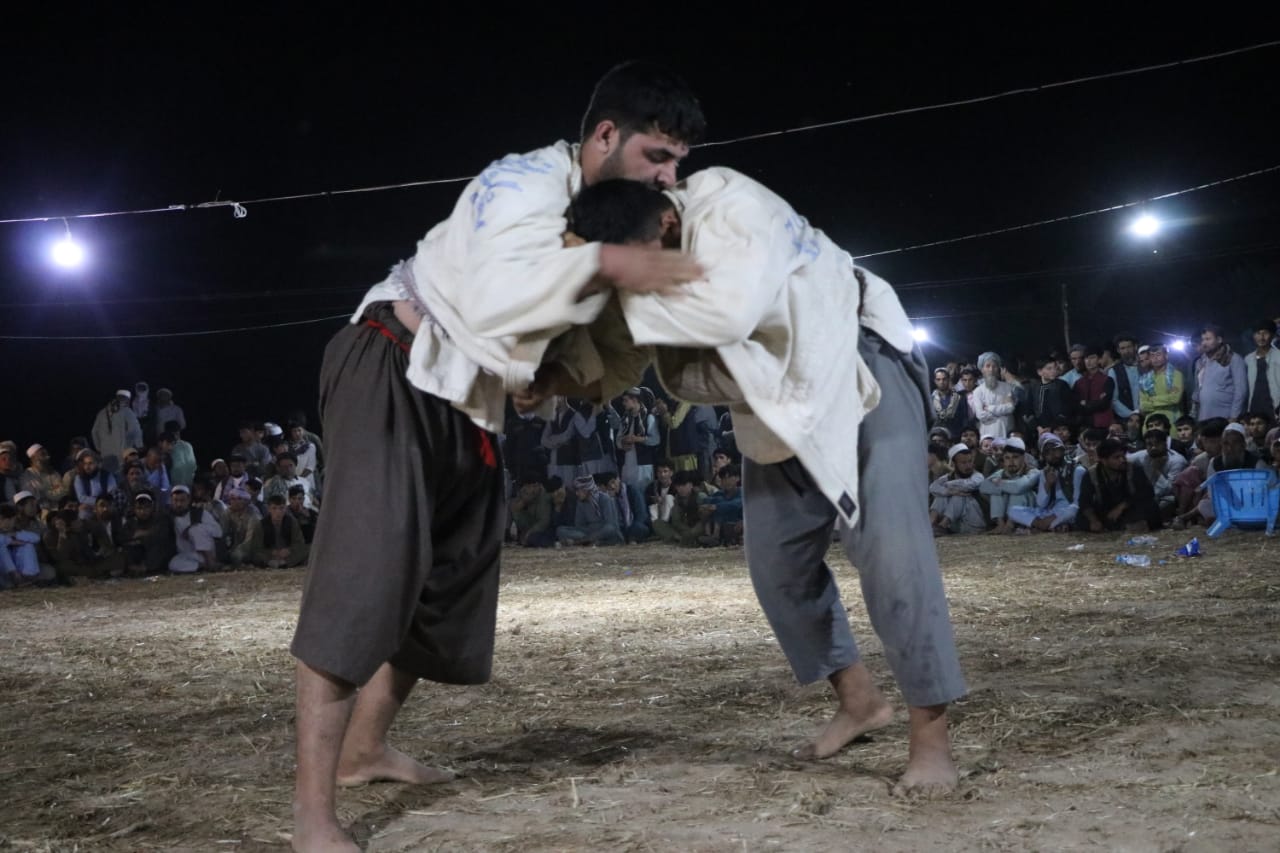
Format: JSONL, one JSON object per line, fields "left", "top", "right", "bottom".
{"left": 1138, "top": 344, "right": 1185, "bottom": 423}
{"left": 556, "top": 474, "right": 623, "bottom": 546}
{"left": 930, "top": 368, "right": 972, "bottom": 440}
{"left": 1192, "top": 324, "right": 1247, "bottom": 422}
{"left": 978, "top": 437, "right": 1040, "bottom": 534}
{"left": 1108, "top": 334, "right": 1142, "bottom": 422}
{"left": 969, "top": 352, "right": 1017, "bottom": 439}
{"left": 1078, "top": 438, "right": 1161, "bottom": 533}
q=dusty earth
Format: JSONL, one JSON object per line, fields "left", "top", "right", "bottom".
{"left": 2, "top": 529, "right": 1279, "bottom": 852}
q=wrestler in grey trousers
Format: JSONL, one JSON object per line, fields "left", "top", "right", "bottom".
{"left": 743, "top": 332, "right": 967, "bottom": 708}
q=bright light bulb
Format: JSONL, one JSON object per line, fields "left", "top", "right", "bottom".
{"left": 51, "top": 237, "right": 85, "bottom": 268}
{"left": 1169, "top": 339, "right": 1186, "bottom": 352}
{"left": 912, "top": 326, "right": 930, "bottom": 343}
{"left": 1130, "top": 214, "right": 1160, "bottom": 238}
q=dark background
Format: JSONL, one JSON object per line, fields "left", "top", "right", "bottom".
{"left": 4, "top": 12, "right": 1279, "bottom": 460}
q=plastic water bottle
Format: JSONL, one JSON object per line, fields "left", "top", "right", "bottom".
{"left": 1127, "top": 535, "right": 1159, "bottom": 546}
{"left": 1116, "top": 554, "right": 1152, "bottom": 567}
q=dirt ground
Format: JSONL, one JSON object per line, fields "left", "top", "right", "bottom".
{"left": 2, "top": 528, "right": 1279, "bottom": 852}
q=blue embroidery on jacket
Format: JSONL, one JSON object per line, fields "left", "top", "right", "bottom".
{"left": 785, "top": 214, "right": 821, "bottom": 261}
{"left": 470, "top": 153, "right": 556, "bottom": 230}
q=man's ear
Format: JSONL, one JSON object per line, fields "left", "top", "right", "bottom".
{"left": 588, "top": 119, "right": 622, "bottom": 155}
{"left": 659, "top": 208, "right": 681, "bottom": 246}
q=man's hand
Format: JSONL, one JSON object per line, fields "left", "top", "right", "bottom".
{"left": 598, "top": 245, "right": 703, "bottom": 296}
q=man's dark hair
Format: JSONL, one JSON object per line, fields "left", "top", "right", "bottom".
{"left": 158, "top": 432, "right": 176, "bottom": 445}
{"left": 655, "top": 458, "right": 674, "bottom": 471}
{"left": 1143, "top": 428, "right": 1169, "bottom": 443}
{"left": 569, "top": 179, "right": 675, "bottom": 245}
{"left": 927, "top": 441, "right": 949, "bottom": 461}
{"left": 672, "top": 470, "right": 699, "bottom": 487}
{"left": 1034, "top": 356, "right": 1058, "bottom": 372}
{"left": 266, "top": 494, "right": 287, "bottom": 507}
{"left": 580, "top": 61, "right": 705, "bottom": 145}
{"left": 519, "top": 473, "right": 545, "bottom": 487}
{"left": 276, "top": 452, "right": 298, "bottom": 465}
{"left": 0, "top": 504, "right": 16, "bottom": 519}
{"left": 1082, "top": 427, "right": 1109, "bottom": 444}
{"left": 1198, "top": 418, "right": 1229, "bottom": 439}
{"left": 1174, "top": 415, "right": 1196, "bottom": 428}
{"left": 544, "top": 476, "right": 564, "bottom": 493}
{"left": 1097, "top": 438, "right": 1127, "bottom": 459}
{"left": 593, "top": 472, "right": 619, "bottom": 488}
{"left": 1112, "top": 332, "right": 1137, "bottom": 347}
{"left": 164, "top": 420, "right": 181, "bottom": 433}
{"left": 287, "top": 485, "right": 306, "bottom": 497}
{"left": 1253, "top": 318, "right": 1275, "bottom": 334}
{"left": 718, "top": 463, "right": 741, "bottom": 480}
{"left": 1144, "top": 413, "right": 1171, "bottom": 431}
{"left": 959, "top": 367, "right": 980, "bottom": 379}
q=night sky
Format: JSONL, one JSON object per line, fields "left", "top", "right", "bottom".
{"left": 4, "top": 13, "right": 1279, "bottom": 459}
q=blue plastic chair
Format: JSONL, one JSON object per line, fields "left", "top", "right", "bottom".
{"left": 1205, "top": 469, "right": 1280, "bottom": 538}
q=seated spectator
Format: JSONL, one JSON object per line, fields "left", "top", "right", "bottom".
{"left": 168, "top": 485, "right": 223, "bottom": 574}
{"left": 142, "top": 446, "right": 172, "bottom": 507}
{"left": 121, "top": 492, "right": 174, "bottom": 576}
{"left": 21, "top": 444, "right": 68, "bottom": 511}
{"left": 697, "top": 463, "right": 744, "bottom": 546}
{"left": 652, "top": 470, "right": 704, "bottom": 547}
{"left": 82, "top": 496, "right": 128, "bottom": 578}
{"left": 1171, "top": 416, "right": 1197, "bottom": 460}
{"left": 42, "top": 507, "right": 112, "bottom": 581}
{"left": 248, "top": 494, "right": 309, "bottom": 568}
{"left": 288, "top": 486, "right": 319, "bottom": 544}
{"left": 12, "top": 491, "right": 44, "bottom": 536}
{"left": 529, "top": 476, "right": 574, "bottom": 549}
{"left": 930, "top": 444, "right": 986, "bottom": 535}
{"left": 1077, "top": 438, "right": 1161, "bottom": 533}
{"left": 510, "top": 474, "right": 553, "bottom": 547}
{"left": 209, "top": 457, "right": 230, "bottom": 494}
{"left": 114, "top": 462, "right": 150, "bottom": 518}
{"left": 263, "top": 453, "right": 317, "bottom": 509}
{"left": 190, "top": 478, "right": 228, "bottom": 527}
{"left": 557, "top": 474, "right": 623, "bottom": 547}
{"left": 1184, "top": 422, "right": 1274, "bottom": 529}
{"left": 60, "top": 437, "right": 89, "bottom": 475}
{"left": 0, "top": 443, "right": 23, "bottom": 504}
{"left": 1127, "top": 428, "right": 1187, "bottom": 519}
{"left": 245, "top": 478, "right": 266, "bottom": 517}
{"left": 1, "top": 504, "right": 43, "bottom": 588}
{"left": 221, "top": 486, "right": 261, "bottom": 568}
{"left": 979, "top": 437, "right": 1041, "bottom": 534}
{"left": 1171, "top": 418, "right": 1226, "bottom": 529}
{"left": 1009, "top": 433, "right": 1081, "bottom": 532}
{"left": 70, "top": 449, "right": 117, "bottom": 520}
{"left": 596, "top": 471, "right": 651, "bottom": 543}
{"left": 644, "top": 461, "right": 676, "bottom": 521}
{"left": 1244, "top": 411, "right": 1274, "bottom": 455}
{"left": 926, "top": 442, "right": 951, "bottom": 488}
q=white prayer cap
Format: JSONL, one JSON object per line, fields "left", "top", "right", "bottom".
{"left": 171, "top": 485, "right": 191, "bottom": 495}
{"left": 1004, "top": 436, "right": 1026, "bottom": 453}
{"left": 26, "top": 443, "right": 44, "bottom": 459}
{"left": 1223, "top": 423, "right": 1247, "bottom": 438}
{"left": 12, "top": 491, "right": 35, "bottom": 503}
{"left": 1137, "top": 345, "right": 1151, "bottom": 354}
{"left": 980, "top": 433, "right": 996, "bottom": 442}
{"left": 947, "top": 443, "right": 972, "bottom": 462}
{"left": 115, "top": 389, "right": 132, "bottom": 399}
{"left": 265, "top": 422, "right": 284, "bottom": 437}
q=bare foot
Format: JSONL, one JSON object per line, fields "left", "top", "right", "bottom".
{"left": 892, "top": 705, "right": 958, "bottom": 799}
{"left": 793, "top": 664, "right": 894, "bottom": 760}
{"left": 336, "top": 745, "right": 456, "bottom": 787}
{"left": 291, "top": 808, "right": 359, "bottom": 853}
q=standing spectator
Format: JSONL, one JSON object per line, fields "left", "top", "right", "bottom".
{"left": 287, "top": 422, "right": 320, "bottom": 495}
{"left": 1137, "top": 345, "right": 1152, "bottom": 376}
{"left": 1192, "top": 324, "right": 1247, "bottom": 422}
{"left": 501, "top": 405, "right": 549, "bottom": 492}
{"left": 1138, "top": 344, "right": 1185, "bottom": 423}
{"left": 1026, "top": 357, "right": 1075, "bottom": 435}
{"left": 152, "top": 388, "right": 187, "bottom": 438}
{"left": 930, "top": 368, "right": 972, "bottom": 440}
{"left": 91, "top": 390, "right": 144, "bottom": 474}
{"left": 1244, "top": 319, "right": 1280, "bottom": 418}
{"left": 131, "top": 381, "right": 151, "bottom": 425}
{"left": 616, "top": 387, "right": 661, "bottom": 496}
{"left": 1073, "top": 346, "right": 1116, "bottom": 429}
{"left": 22, "top": 444, "right": 68, "bottom": 511}
{"left": 1060, "top": 344, "right": 1087, "bottom": 388}
{"left": 664, "top": 401, "right": 717, "bottom": 476}
{"left": 1108, "top": 334, "right": 1142, "bottom": 422}
{"left": 231, "top": 422, "right": 272, "bottom": 478}
{"left": 969, "top": 352, "right": 1017, "bottom": 439}
{"left": 161, "top": 425, "right": 197, "bottom": 488}
{"left": 542, "top": 398, "right": 587, "bottom": 485}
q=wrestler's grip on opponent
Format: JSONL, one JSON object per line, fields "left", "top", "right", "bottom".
{"left": 512, "top": 231, "right": 702, "bottom": 414}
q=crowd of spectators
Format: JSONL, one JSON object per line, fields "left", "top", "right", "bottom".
{"left": 6, "top": 318, "right": 1279, "bottom": 586}
{"left": 1, "top": 383, "right": 323, "bottom": 589}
